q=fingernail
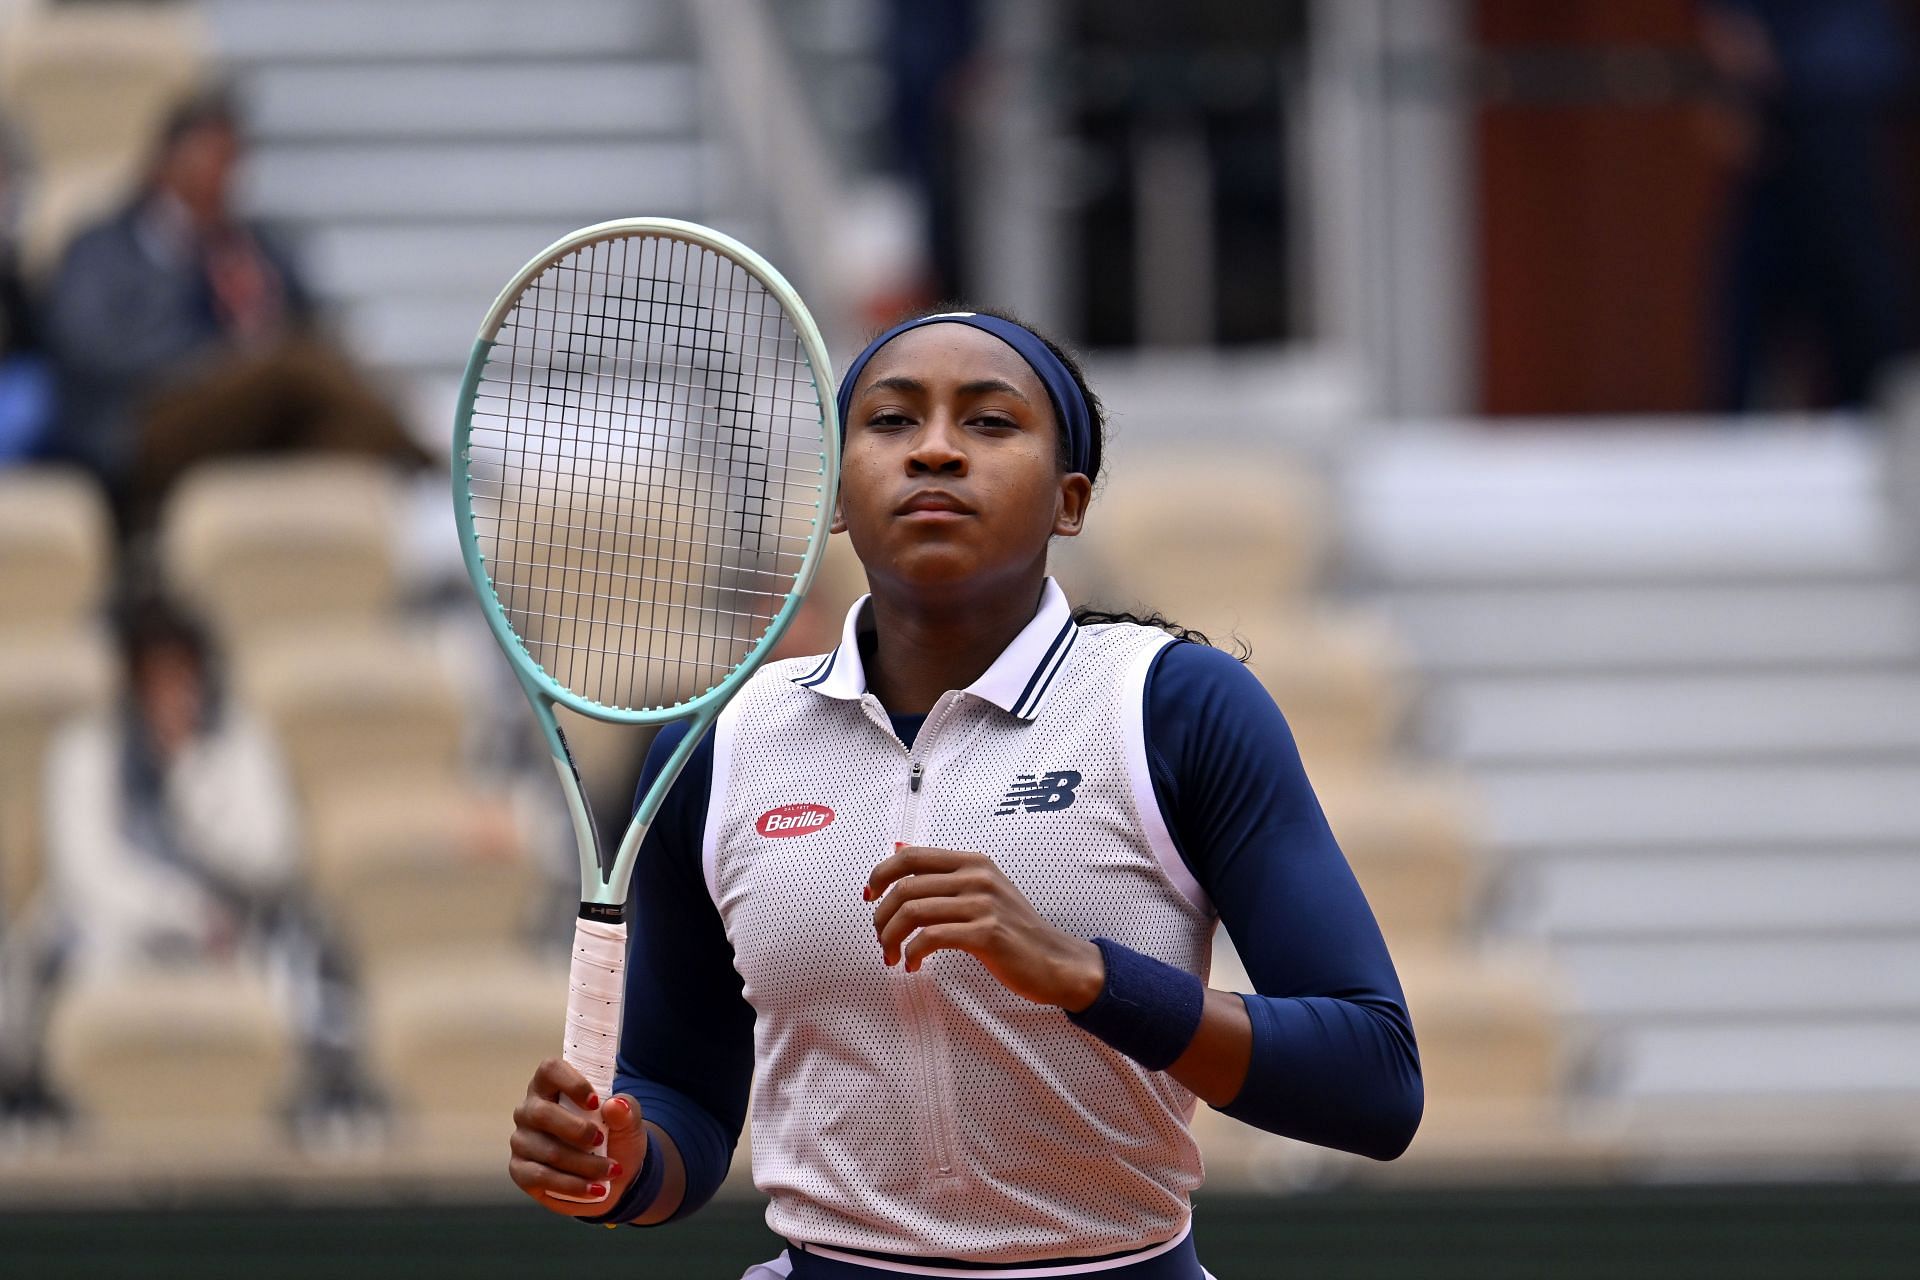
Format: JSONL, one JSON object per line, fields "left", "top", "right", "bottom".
{"left": 894, "top": 842, "right": 904, "bottom": 849}
{"left": 609, "top": 1162, "right": 623, "bottom": 1179}
{"left": 589, "top": 1183, "right": 608, "bottom": 1197}
{"left": 595, "top": 1128, "right": 607, "bottom": 1146}
{"left": 609, "top": 1097, "right": 630, "bottom": 1118}
{"left": 584, "top": 1093, "right": 599, "bottom": 1110}
{"left": 861, "top": 885, "right": 874, "bottom": 902}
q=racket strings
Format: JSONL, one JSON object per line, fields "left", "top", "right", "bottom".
{"left": 465, "top": 234, "right": 827, "bottom": 712}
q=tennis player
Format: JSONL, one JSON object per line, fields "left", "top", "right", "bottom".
{"left": 507, "top": 309, "right": 1422, "bottom": 1278}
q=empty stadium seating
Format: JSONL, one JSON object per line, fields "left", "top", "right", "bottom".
{"left": 1314, "top": 768, "right": 1484, "bottom": 946}
{"left": 305, "top": 778, "right": 543, "bottom": 982}
{"left": 363, "top": 951, "right": 568, "bottom": 1154}
{"left": 1067, "top": 453, "right": 1332, "bottom": 628}
{"left": 0, "top": 468, "right": 113, "bottom": 636}
{"left": 234, "top": 622, "right": 464, "bottom": 805}
{"left": 42, "top": 964, "right": 293, "bottom": 1157}
{"left": 0, "top": 630, "right": 115, "bottom": 922}
{"left": 161, "top": 459, "right": 402, "bottom": 647}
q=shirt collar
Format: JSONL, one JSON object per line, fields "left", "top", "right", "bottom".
{"left": 791, "top": 578, "right": 1080, "bottom": 722}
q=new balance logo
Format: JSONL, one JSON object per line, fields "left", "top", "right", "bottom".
{"left": 994, "top": 770, "right": 1082, "bottom": 816}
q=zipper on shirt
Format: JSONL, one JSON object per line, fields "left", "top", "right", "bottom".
{"left": 899, "top": 694, "right": 962, "bottom": 1179}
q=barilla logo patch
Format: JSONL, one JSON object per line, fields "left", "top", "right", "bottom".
{"left": 756, "top": 803, "right": 835, "bottom": 838}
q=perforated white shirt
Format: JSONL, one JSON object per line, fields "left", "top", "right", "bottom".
{"left": 699, "top": 580, "right": 1217, "bottom": 1263}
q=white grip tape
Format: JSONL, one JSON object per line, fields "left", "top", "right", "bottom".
{"left": 550, "top": 915, "right": 625, "bottom": 1204}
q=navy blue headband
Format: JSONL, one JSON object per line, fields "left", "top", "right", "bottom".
{"left": 834, "top": 312, "right": 1099, "bottom": 480}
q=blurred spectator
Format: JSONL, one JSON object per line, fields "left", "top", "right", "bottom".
{"left": 1700, "top": 0, "right": 1916, "bottom": 410}
{"left": 881, "top": 0, "right": 982, "bottom": 305}
{"left": 0, "top": 120, "right": 54, "bottom": 462}
{"left": 14, "top": 586, "right": 371, "bottom": 1123}
{"left": 42, "top": 588, "right": 298, "bottom": 975}
{"left": 41, "top": 87, "right": 428, "bottom": 533}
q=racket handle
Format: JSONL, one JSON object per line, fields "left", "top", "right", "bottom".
{"left": 550, "top": 914, "right": 625, "bottom": 1204}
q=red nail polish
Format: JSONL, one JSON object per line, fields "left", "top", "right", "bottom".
{"left": 589, "top": 1183, "right": 608, "bottom": 1197}
{"left": 584, "top": 1093, "right": 599, "bottom": 1110}
{"left": 609, "top": 1162, "right": 623, "bottom": 1179}
{"left": 894, "top": 842, "right": 904, "bottom": 849}
{"left": 862, "top": 885, "right": 874, "bottom": 902}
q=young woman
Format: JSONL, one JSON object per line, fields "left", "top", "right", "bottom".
{"left": 507, "top": 309, "right": 1422, "bottom": 1278}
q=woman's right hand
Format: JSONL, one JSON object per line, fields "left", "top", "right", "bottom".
{"left": 509, "top": 1057, "right": 647, "bottom": 1215}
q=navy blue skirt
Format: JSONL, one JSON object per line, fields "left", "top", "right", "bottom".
{"left": 745, "top": 1222, "right": 1212, "bottom": 1279}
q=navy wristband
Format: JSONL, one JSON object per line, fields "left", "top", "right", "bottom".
{"left": 580, "top": 1128, "right": 665, "bottom": 1227}
{"left": 1064, "top": 937, "right": 1207, "bottom": 1072}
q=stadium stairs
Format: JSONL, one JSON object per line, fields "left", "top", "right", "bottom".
{"left": 203, "top": 0, "right": 766, "bottom": 439}
{"left": 1341, "top": 419, "right": 1920, "bottom": 1181}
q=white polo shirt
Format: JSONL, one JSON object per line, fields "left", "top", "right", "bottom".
{"left": 700, "top": 579, "right": 1217, "bottom": 1264}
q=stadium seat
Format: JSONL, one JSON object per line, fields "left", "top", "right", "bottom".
{"left": 235, "top": 623, "right": 464, "bottom": 805}
{"left": 1240, "top": 607, "right": 1410, "bottom": 773}
{"left": 0, "top": 629, "right": 115, "bottom": 921}
{"left": 1394, "top": 946, "right": 1565, "bottom": 1127}
{"left": 363, "top": 950, "right": 568, "bottom": 1155}
{"left": 160, "top": 459, "right": 402, "bottom": 648}
{"left": 1069, "top": 451, "right": 1331, "bottom": 628}
{"left": 42, "top": 964, "right": 293, "bottom": 1155}
{"left": 304, "top": 777, "right": 543, "bottom": 980}
{"left": 0, "top": 0, "right": 206, "bottom": 272}
{"left": 1313, "top": 767, "right": 1484, "bottom": 946}
{"left": 0, "top": 468, "right": 112, "bottom": 638}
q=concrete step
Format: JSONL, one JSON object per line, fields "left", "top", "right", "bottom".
{"left": 1607, "top": 1018, "right": 1920, "bottom": 1099}
{"left": 302, "top": 221, "right": 600, "bottom": 299}
{"left": 1343, "top": 424, "right": 1905, "bottom": 585}
{"left": 243, "top": 140, "right": 720, "bottom": 222}
{"left": 301, "top": 215, "right": 774, "bottom": 300}
{"left": 207, "top": 0, "right": 687, "bottom": 63}
{"left": 1477, "top": 762, "right": 1920, "bottom": 850}
{"left": 1376, "top": 584, "right": 1920, "bottom": 675}
{"left": 1438, "top": 672, "right": 1920, "bottom": 764}
{"left": 1345, "top": 503, "right": 1901, "bottom": 585}
{"left": 1504, "top": 848, "right": 1920, "bottom": 939}
{"left": 1552, "top": 935, "right": 1920, "bottom": 1020}
{"left": 338, "top": 294, "right": 511, "bottom": 374}
{"left": 239, "top": 62, "right": 699, "bottom": 142}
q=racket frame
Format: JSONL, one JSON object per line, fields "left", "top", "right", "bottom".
{"left": 452, "top": 217, "right": 840, "bottom": 909}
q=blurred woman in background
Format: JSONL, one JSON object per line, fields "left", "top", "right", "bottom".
{"left": 41, "top": 589, "right": 298, "bottom": 973}
{"left": 3, "top": 588, "right": 366, "bottom": 1124}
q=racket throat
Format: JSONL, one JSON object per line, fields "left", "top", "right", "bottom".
{"left": 548, "top": 727, "right": 619, "bottom": 892}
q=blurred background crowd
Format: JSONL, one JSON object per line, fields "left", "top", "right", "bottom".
{"left": 1, "top": 0, "right": 1919, "bottom": 1273}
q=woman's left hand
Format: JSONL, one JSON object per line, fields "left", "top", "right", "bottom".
{"left": 865, "top": 845, "right": 1105, "bottom": 1011}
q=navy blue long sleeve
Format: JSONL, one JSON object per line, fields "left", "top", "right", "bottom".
{"left": 1143, "top": 641, "right": 1422, "bottom": 1160}
{"left": 601, "top": 722, "right": 753, "bottom": 1224}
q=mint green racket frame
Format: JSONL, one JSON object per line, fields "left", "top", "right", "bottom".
{"left": 453, "top": 218, "right": 839, "bottom": 913}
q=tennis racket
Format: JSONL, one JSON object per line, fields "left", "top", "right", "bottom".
{"left": 453, "top": 218, "right": 837, "bottom": 1201}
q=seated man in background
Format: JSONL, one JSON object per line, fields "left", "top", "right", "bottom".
{"left": 43, "top": 88, "right": 428, "bottom": 533}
